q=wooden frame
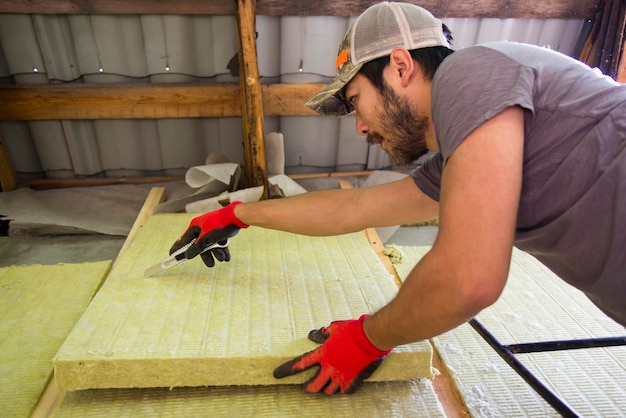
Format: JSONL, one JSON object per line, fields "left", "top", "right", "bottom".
{"left": 0, "top": 0, "right": 603, "bottom": 192}
{"left": 0, "top": 0, "right": 600, "bottom": 18}
{"left": 0, "top": 84, "right": 321, "bottom": 120}
{"left": 0, "top": 133, "right": 18, "bottom": 192}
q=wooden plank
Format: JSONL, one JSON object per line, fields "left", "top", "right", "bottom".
{"left": 0, "top": 0, "right": 601, "bottom": 18}
{"left": 614, "top": 6, "right": 626, "bottom": 83}
{"left": 618, "top": 50, "right": 626, "bottom": 83}
{"left": 0, "top": 84, "right": 321, "bottom": 121}
{"left": 431, "top": 349, "right": 471, "bottom": 418}
{"left": 260, "top": 0, "right": 601, "bottom": 19}
{"left": 18, "top": 171, "right": 376, "bottom": 191}
{"left": 289, "top": 170, "right": 376, "bottom": 180}
{"left": 0, "top": 84, "right": 241, "bottom": 120}
{"left": 114, "top": 186, "right": 166, "bottom": 268}
{"left": 0, "top": 132, "right": 18, "bottom": 191}
{"left": 0, "top": 0, "right": 237, "bottom": 15}
{"left": 263, "top": 83, "right": 321, "bottom": 116}
{"left": 338, "top": 180, "right": 401, "bottom": 287}
{"left": 363, "top": 227, "right": 403, "bottom": 288}
{"left": 21, "top": 176, "right": 184, "bottom": 191}
{"left": 444, "top": 0, "right": 600, "bottom": 19}
{"left": 236, "top": 0, "right": 268, "bottom": 196}
{"left": 31, "top": 378, "right": 63, "bottom": 418}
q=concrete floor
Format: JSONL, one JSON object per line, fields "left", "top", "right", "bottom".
{"left": 0, "top": 235, "right": 126, "bottom": 267}
{"left": 387, "top": 225, "right": 438, "bottom": 246}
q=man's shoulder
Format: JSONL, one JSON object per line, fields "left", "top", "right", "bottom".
{"left": 455, "top": 41, "right": 580, "bottom": 68}
{"left": 437, "top": 43, "right": 513, "bottom": 73}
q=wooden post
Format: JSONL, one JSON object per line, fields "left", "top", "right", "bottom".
{"left": 618, "top": 54, "right": 626, "bottom": 83}
{"left": 617, "top": 0, "right": 626, "bottom": 82}
{"left": 236, "top": 0, "right": 268, "bottom": 198}
{"left": 0, "top": 132, "right": 18, "bottom": 191}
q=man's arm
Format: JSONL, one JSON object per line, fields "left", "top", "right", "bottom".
{"left": 364, "top": 106, "right": 525, "bottom": 348}
{"left": 234, "top": 175, "right": 439, "bottom": 236}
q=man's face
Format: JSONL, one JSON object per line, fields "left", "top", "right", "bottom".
{"left": 345, "top": 74, "right": 430, "bottom": 165}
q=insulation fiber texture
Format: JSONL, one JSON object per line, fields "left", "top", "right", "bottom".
{"left": 392, "top": 245, "right": 626, "bottom": 417}
{"left": 0, "top": 261, "right": 111, "bottom": 418}
{"left": 56, "top": 380, "right": 445, "bottom": 417}
{"left": 54, "top": 213, "right": 432, "bottom": 390}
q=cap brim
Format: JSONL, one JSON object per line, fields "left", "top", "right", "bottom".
{"left": 305, "top": 62, "right": 362, "bottom": 117}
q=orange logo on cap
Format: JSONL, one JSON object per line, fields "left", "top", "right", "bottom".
{"left": 336, "top": 49, "right": 349, "bottom": 70}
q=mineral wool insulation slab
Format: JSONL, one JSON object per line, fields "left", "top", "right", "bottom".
{"left": 0, "top": 261, "right": 111, "bottom": 418}
{"left": 392, "top": 245, "right": 626, "bottom": 417}
{"left": 54, "top": 213, "right": 433, "bottom": 390}
{"left": 56, "top": 380, "right": 445, "bottom": 417}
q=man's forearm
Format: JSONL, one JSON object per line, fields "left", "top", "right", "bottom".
{"left": 362, "top": 249, "right": 481, "bottom": 350}
{"left": 234, "top": 188, "right": 364, "bottom": 236}
{"left": 233, "top": 177, "right": 439, "bottom": 236}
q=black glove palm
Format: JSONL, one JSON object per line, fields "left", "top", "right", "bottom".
{"left": 170, "top": 201, "right": 248, "bottom": 267}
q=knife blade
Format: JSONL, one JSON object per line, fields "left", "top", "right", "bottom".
{"left": 143, "top": 239, "right": 230, "bottom": 278}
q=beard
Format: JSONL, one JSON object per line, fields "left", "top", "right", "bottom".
{"left": 366, "top": 82, "right": 430, "bottom": 165}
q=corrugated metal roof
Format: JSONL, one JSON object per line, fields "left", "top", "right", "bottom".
{"left": 0, "top": 14, "right": 587, "bottom": 180}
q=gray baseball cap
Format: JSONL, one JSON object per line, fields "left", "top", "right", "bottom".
{"left": 306, "top": 2, "right": 450, "bottom": 117}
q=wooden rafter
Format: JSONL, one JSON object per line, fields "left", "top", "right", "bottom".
{"left": 0, "top": 0, "right": 601, "bottom": 19}
{"left": 0, "top": 132, "right": 18, "bottom": 191}
{"left": 0, "top": 84, "right": 321, "bottom": 121}
{"left": 236, "top": 0, "right": 268, "bottom": 196}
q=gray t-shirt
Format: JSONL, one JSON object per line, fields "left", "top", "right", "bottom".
{"left": 413, "top": 41, "right": 626, "bottom": 326}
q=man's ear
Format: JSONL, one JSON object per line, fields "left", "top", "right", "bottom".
{"left": 389, "top": 48, "right": 416, "bottom": 87}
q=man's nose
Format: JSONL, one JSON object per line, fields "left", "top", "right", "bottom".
{"left": 356, "top": 116, "right": 369, "bottom": 137}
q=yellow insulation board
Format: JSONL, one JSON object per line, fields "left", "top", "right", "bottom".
{"left": 0, "top": 261, "right": 111, "bottom": 418}
{"left": 56, "top": 380, "right": 445, "bottom": 417}
{"left": 54, "top": 213, "right": 433, "bottom": 390}
{"left": 391, "top": 245, "right": 626, "bottom": 417}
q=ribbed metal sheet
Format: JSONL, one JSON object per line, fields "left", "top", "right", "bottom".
{"left": 0, "top": 14, "right": 586, "bottom": 179}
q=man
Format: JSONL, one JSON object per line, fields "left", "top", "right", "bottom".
{"left": 171, "top": 2, "right": 626, "bottom": 395}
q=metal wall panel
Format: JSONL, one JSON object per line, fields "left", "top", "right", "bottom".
{"left": 0, "top": 14, "right": 586, "bottom": 179}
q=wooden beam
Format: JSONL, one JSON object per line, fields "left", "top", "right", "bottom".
{"left": 20, "top": 176, "right": 184, "bottom": 191}
{"left": 0, "top": 83, "right": 321, "bottom": 121}
{"left": 18, "top": 171, "right": 378, "bottom": 190}
{"left": 263, "top": 84, "right": 321, "bottom": 116}
{"left": 0, "top": 132, "right": 18, "bottom": 191}
{"left": 0, "top": 0, "right": 601, "bottom": 18}
{"left": 260, "top": 0, "right": 601, "bottom": 19}
{"left": 0, "top": 0, "right": 238, "bottom": 15}
{"left": 236, "top": 0, "right": 268, "bottom": 196}
{"left": 618, "top": 48, "right": 626, "bottom": 83}
{"left": 114, "top": 186, "right": 166, "bottom": 269}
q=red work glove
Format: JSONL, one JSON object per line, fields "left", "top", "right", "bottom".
{"left": 169, "top": 201, "right": 248, "bottom": 267}
{"left": 273, "top": 314, "right": 392, "bottom": 394}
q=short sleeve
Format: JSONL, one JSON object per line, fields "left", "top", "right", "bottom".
{"left": 431, "top": 45, "right": 535, "bottom": 163}
{"left": 411, "top": 152, "right": 443, "bottom": 202}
